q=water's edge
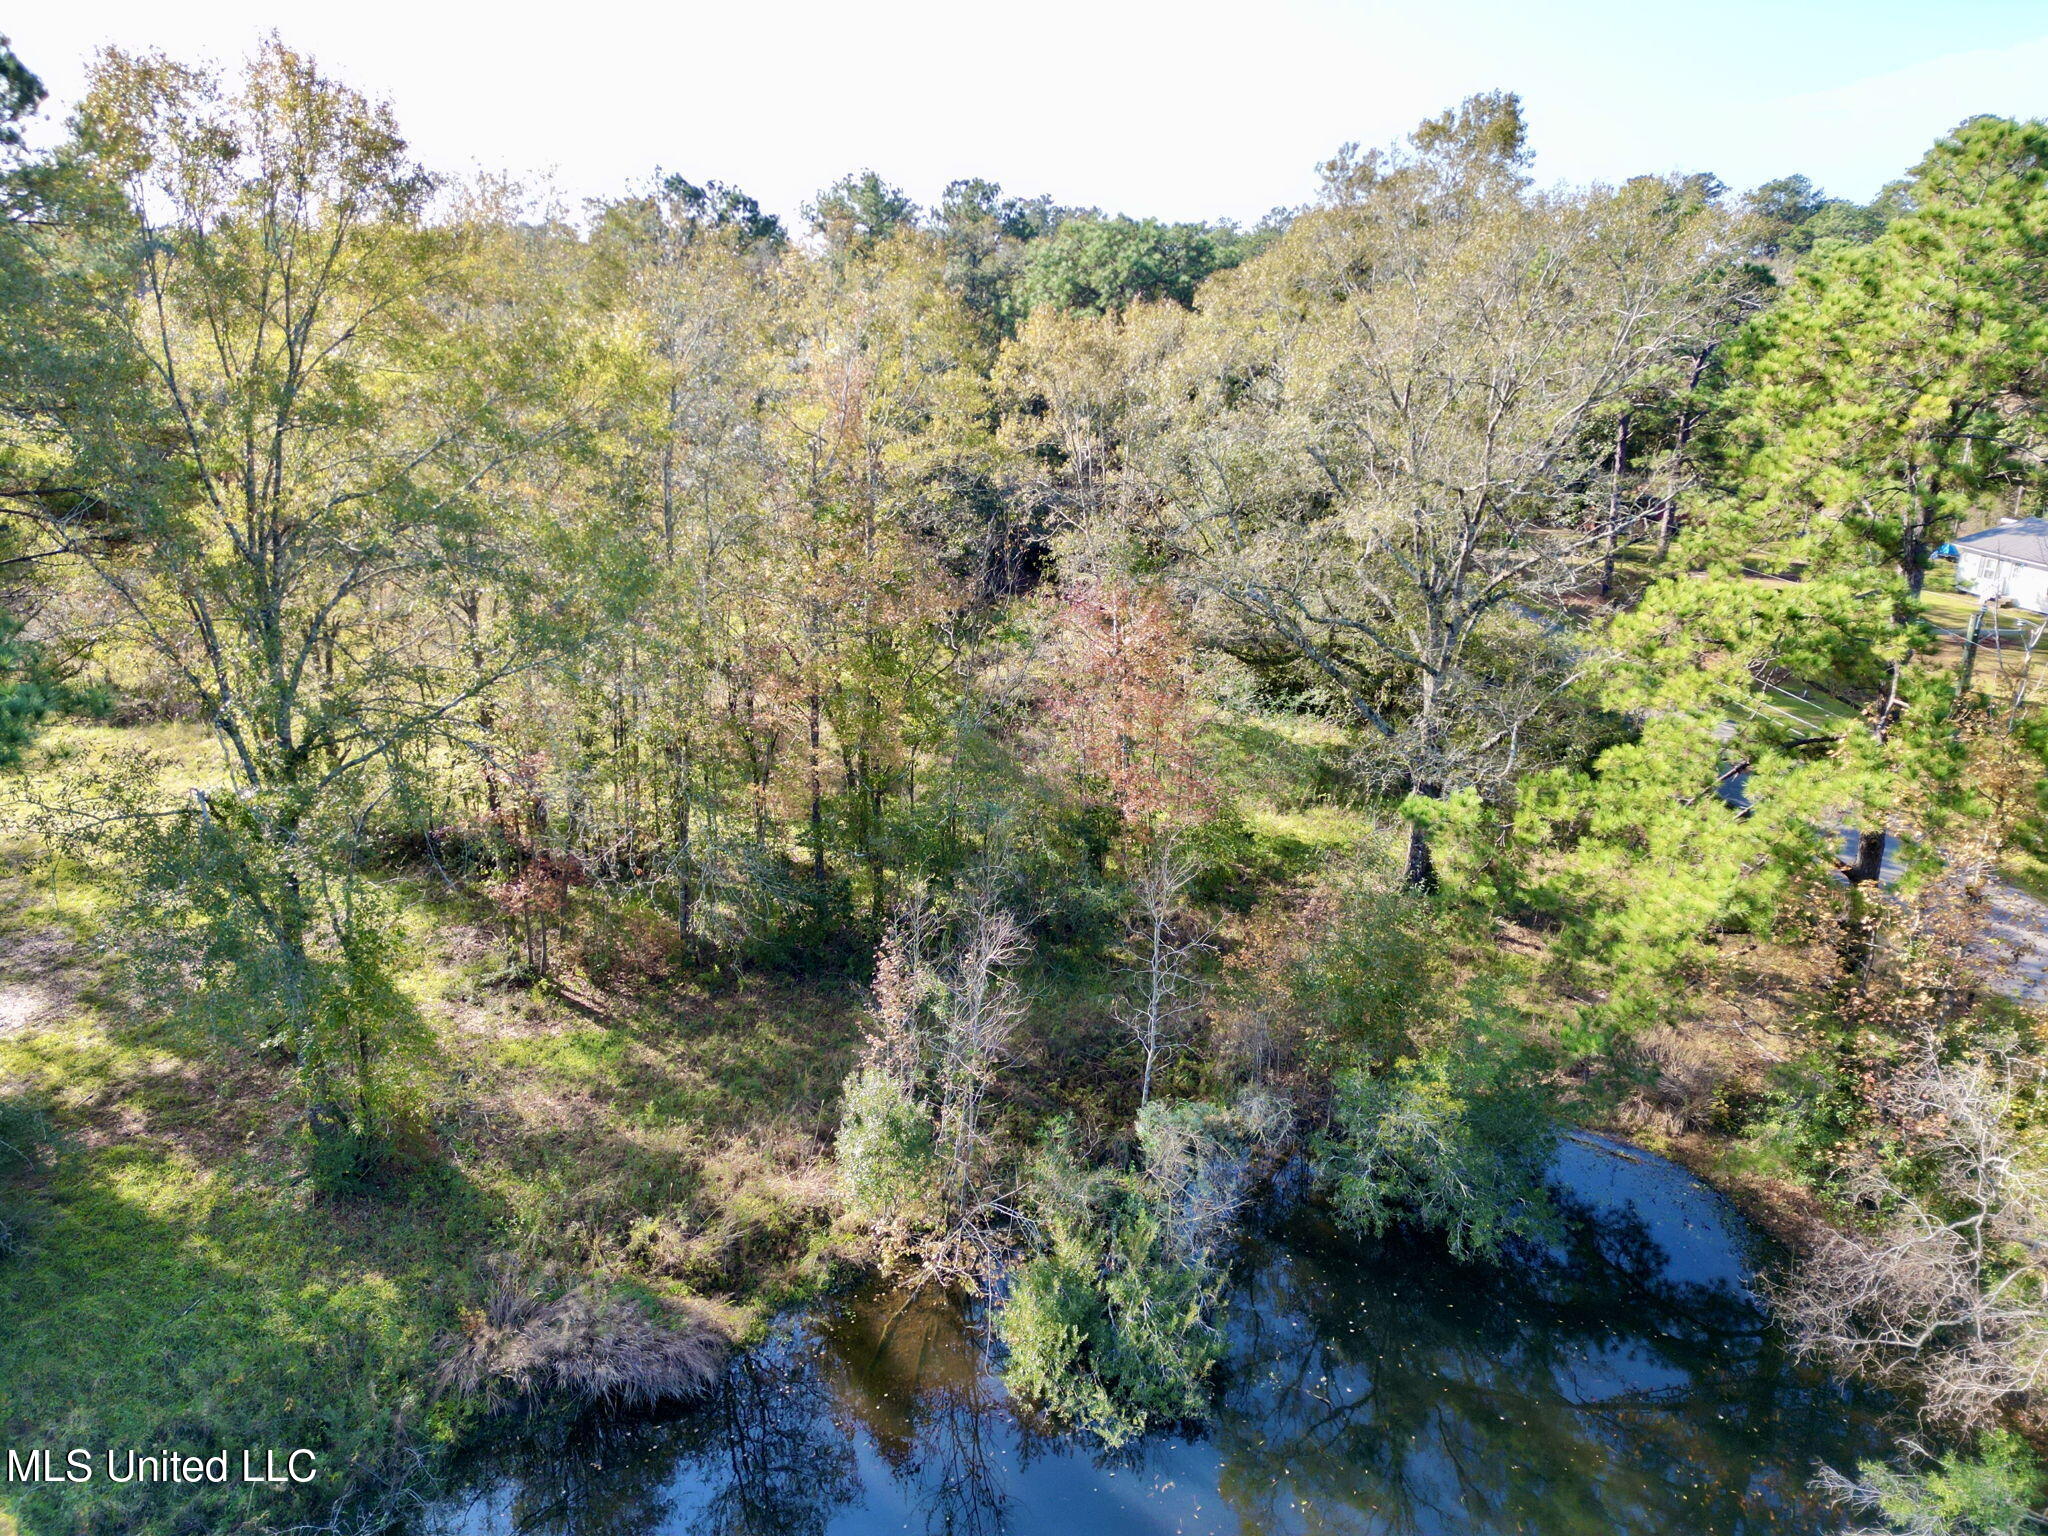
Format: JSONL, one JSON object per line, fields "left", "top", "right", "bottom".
{"left": 425, "top": 1133, "right": 1895, "bottom": 1536}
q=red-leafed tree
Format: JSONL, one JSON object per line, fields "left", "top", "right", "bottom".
{"left": 1049, "top": 580, "right": 1214, "bottom": 831}
{"left": 1049, "top": 580, "right": 1218, "bottom": 1104}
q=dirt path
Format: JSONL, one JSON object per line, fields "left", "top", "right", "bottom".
{"left": 0, "top": 862, "right": 86, "bottom": 1038}
{"left": 0, "top": 924, "right": 81, "bottom": 1036}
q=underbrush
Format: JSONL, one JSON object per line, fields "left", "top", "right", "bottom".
{"left": 0, "top": 773, "right": 866, "bottom": 1535}
{"left": 0, "top": 711, "right": 1661, "bottom": 1532}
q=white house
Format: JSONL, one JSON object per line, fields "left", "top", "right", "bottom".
{"left": 1954, "top": 518, "right": 2048, "bottom": 613}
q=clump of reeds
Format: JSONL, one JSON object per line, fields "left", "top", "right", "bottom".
{"left": 438, "top": 1255, "right": 726, "bottom": 1412}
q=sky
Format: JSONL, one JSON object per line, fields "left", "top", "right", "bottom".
{"left": 11, "top": 1, "right": 2048, "bottom": 228}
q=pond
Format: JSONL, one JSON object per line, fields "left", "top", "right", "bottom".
{"left": 428, "top": 1134, "right": 1891, "bottom": 1536}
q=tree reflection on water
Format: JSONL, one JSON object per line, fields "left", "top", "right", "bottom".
{"left": 430, "top": 1139, "right": 1889, "bottom": 1536}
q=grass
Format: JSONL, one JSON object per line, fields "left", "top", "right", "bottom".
{"left": 1916, "top": 589, "right": 2048, "bottom": 693}
{"left": 1200, "top": 709, "right": 1354, "bottom": 811}
{"left": 1917, "top": 588, "right": 2038, "bottom": 635}
{"left": 0, "top": 729, "right": 866, "bottom": 1536}
{"left": 435, "top": 1256, "right": 726, "bottom": 1412}
{"left": 1739, "top": 678, "right": 1863, "bottom": 738}
{"left": 2000, "top": 846, "right": 2048, "bottom": 905}
{"left": 0, "top": 1133, "right": 479, "bottom": 1535}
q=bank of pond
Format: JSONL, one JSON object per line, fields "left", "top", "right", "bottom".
{"left": 429, "top": 1135, "right": 1893, "bottom": 1535}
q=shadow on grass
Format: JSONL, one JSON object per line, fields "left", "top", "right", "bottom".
{"left": 0, "top": 1132, "right": 508, "bottom": 1536}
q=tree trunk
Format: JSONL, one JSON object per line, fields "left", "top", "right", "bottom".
{"left": 1403, "top": 785, "right": 1440, "bottom": 894}
{"left": 1657, "top": 351, "right": 1713, "bottom": 560}
{"left": 1845, "top": 659, "right": 1903, "bottom": 887}
{"left": 1600, "top": 412, "right": 1629, "bottom": 601}
{"left": 1903, "top": 526, "right": 1929, "bottom": 598}
{"left": 673, "top": 736, "right": 694, "bottom": 941}
{"left": 269, "top": 844, "right": 347, "bottom": 1136}
{"left": 1833, "top": 883, "right": 1878, "bottom": 997}
{"left": 1844, "top": 827, "right": 1887, "bottom": 885}
{"left": 808, "top": 690, "right": 825, "bottom": 883}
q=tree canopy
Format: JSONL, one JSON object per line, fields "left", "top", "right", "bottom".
{"left": 0, "top": 44, "right": 2044, "bottom": 1535}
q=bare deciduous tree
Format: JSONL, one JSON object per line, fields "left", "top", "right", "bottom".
{"left": 1778, "top": 1050, "right": 2048, "bottom": 1426}
{"left": 1119, "top": 831, "right": 1213, "bottom": 1108}
{"left": 1136, "top": 1090, "right": 1288, "bottom": 1268}
{"left": 935, "top": 893, "right": 1030, "bottom": 1202}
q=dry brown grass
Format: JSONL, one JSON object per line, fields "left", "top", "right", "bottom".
{"left": 621, "top": 1124, "right": 839, "bottom": 1291}
{"left": 1592, "top": 936, "right": 1826, "bottom": 1139}
{"left": 438, "top": 1254, "right": 728, "bottom": 1413}
{"left": 1526, "top": 928, "right": 1854, "bottom": 1252}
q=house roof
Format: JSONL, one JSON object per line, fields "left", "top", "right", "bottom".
{"left": 1956, "top": 518, "right": 2048, "bottom": 570}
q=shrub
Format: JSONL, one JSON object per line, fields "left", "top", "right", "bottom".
{"left": 304, "top": 1115, "right": 439, "bottom": 1203}
{"left": 999, "top": 1252, "right": 1120, "bottom": 1434}
{"left": 995, "top": 1130, "right": 1229, "bottom": 1446}
{"left": 1092, "top": 1210, "right": 1223, "bottom": 1424}
{"left": 1288, "top": 878, "right": 1454, "bottom": 1068}
{"left": 1178, "top": 804, "right": 1264, "bottom": 909}
{"left": 998, "top": 1211, "right": 1222, "bottom": 1447}
{"left": 301, "top": 920, "right": 441, "bottom": 1201}
{"left": 1212, "top": 872, "right": 1455, "bottom": 1095}
{"left": 1775, "top": 1051, "right": 2048, "bottom": 1429}
{"left": 735, "top": 863, "right": 864, "bottom": 976}
{"left": 1316, "top": 1046, "right": 1559, "bottom": 1261}
{"left": 1135, "top": 1090, "right": 1288, "bottom": 1266}
{"left": 835, "top": 1066, "right": 938, "bottom": 1219}
{"left": 573, "top": 895, "right": 686, "bottom": 990}
{"left": 1818, "top": 1430, "right": 2046, "bottom": 1536}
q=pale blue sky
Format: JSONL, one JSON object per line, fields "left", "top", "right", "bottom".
{"left": 12, "top": 1, "right": 2048, "bottom": 226}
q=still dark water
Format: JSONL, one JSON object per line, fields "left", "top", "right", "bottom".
{"left": 428, "top": 1136, "right": 1889, "bottom": 1536}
